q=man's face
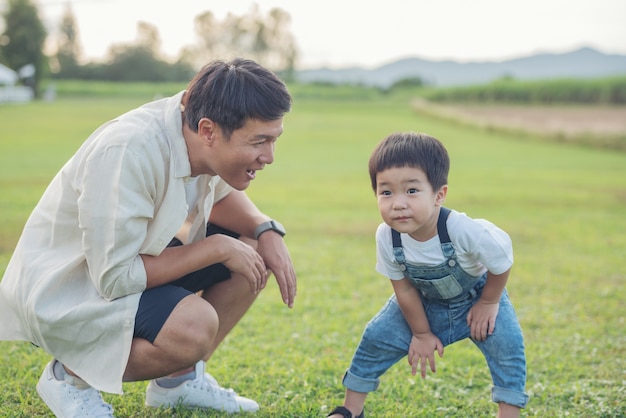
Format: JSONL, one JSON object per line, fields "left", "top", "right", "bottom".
{"left": 209, "top": 118, "right": 284, "bottom": 190}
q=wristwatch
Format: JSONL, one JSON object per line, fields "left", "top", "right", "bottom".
{"left": 254, "top": 220, "right": 286, "bottom": 240}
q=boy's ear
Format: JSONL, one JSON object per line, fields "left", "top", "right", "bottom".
{"left": 436, "top": 185, "right": 448, "bottom": 205}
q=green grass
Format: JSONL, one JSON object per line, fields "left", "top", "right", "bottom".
{"left": 1, "top": 90, "right": 625, "bottom": 417}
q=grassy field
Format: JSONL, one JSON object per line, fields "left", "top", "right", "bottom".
{"left": 0, "top": 88, "right": 625, "bottom": 417}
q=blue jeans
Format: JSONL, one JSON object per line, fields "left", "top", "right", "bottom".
{"left": 343, "top": 283, "right": 529, "bottom": 408}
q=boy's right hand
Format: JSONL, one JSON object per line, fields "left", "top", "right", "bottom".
{"left": 408, "top": 332, "right": 444, "bottom": 378}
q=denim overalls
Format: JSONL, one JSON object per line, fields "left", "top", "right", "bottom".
{"left": 343, "top": 208, "right": 529, "bottom": 408}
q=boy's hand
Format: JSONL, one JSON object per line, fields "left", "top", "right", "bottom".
{"left": 466, "top": 299, "right": 499, "bottom": 341}
{"left": 408, "top": 332, "right": 444, "bottom": 378}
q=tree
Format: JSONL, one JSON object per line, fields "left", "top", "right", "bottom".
{"left": 103, "top": 21, "right": 194, "bottom": 82}
{"left": 184, "top": 6, "right": 298, "bottom": 77}
{"left": 0, "top": 0, "right": 47, "bottom": 96}
{"left": 261, "top": 8, "right": 298, "bottom": 81}
{"left": 54, "top": 1, "right": 82, "bottom": 77}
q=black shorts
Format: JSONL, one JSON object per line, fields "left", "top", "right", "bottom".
{"left": 133, "top": 224, "right": 238, "bottom": 343}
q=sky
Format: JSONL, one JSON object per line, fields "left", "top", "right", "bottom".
{"left": 29, "top": 0, "right": 626, "bottom": 69}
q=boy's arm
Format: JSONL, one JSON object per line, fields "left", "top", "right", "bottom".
{"left": 391, "top": 278, "right": 444, "bottom": 378}
{"left": 466, "top": 268, "right": 510, "bottom": 341}
{"left": 392, "top": 278, "right": 430, "bottom": 333}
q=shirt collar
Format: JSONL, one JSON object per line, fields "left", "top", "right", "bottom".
{"left": 164, "top": 90, "right": 191, "bottom": 179}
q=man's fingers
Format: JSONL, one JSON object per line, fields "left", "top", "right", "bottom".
{"left": 276, "top": 268, "right": 297, "bottom": 308}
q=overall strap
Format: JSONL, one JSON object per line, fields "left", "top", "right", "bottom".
{"left": 437, "top": 207, "right": 451, "bottom": 244}
{"left": 390, "top": 228, "right": 407, "bottom": 267}
{"left": 392, "top": 207, "right": 451, "bottom": 249}
{"left": 391, "top": 228, "right": 402, "bottom": 248}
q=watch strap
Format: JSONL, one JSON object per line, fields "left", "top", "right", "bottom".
{"left": 254, "top": 220, "right": 286, "bottom": 240}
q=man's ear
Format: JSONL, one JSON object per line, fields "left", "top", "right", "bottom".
{"left": 197, "top": 118, "right": 217, "bottom": 144}
{"left": 436, "top": 185, "right": 448, "bottom": 206}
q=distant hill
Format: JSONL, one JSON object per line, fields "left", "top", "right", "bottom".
{"left": 295, "top": 47, "right": 626, "bottom": 88}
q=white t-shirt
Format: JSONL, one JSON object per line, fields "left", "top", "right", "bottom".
{"left": 375, "top": 209, "right": 513, "bottom": 280}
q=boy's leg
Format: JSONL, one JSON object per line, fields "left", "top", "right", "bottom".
{"left": 330, "top": 295, "right": 413, "bottom": 417}
{"left": 472, "top": 289, "right": 529, "bottom": 412}
{"left": 498, "top": 402, "right": 522, "bottom": 418}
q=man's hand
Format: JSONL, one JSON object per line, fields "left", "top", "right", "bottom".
{"left": 256, "top": 231, "right": 297, "bottom": 308}
{"left": 212, "top": 234, "right": 268, "bottom": 295}
{"left": 466, "top": 299, "right": 499, "bottom": 341}
{"left": 408, "top": 332, "right": 444, "bottom": 378}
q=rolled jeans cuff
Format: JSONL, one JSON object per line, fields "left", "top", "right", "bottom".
{"left": 491, "top": 386, "right": 530, "bottom": 408}
{"left": 342, "top": 369, "right": 379, "bottom": 393}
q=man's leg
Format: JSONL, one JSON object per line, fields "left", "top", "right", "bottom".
{"left": 126, "top": 227, "right": 258, "bottom": 379}
{"left": 199, "top": 269, "right": 259, "bottom": 358}
{"left": 124, "top": 293, "right": 219, "bottom": 381}
{"left": 125, "top": 271, "right": 259, "bottom": 378}
{"left": 136, "top": 280, "right": 260, "bottom": 413}
{"left": 124, "top": 269, "right": 259, "bottom": 379}
{"left": 137, "top": 232, "right": 262, "bottom": 412}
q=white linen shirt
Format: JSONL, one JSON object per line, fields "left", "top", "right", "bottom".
{"left": 0, "top": 91, "right": 233, "bottom": 394}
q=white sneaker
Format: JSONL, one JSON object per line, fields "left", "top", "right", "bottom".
{"left": 145, "top": 360, "right": 259, "bottom": 413}
{"left": 36, "top": 360, "right": 115, "bottom": 417}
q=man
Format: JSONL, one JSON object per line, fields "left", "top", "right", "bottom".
{"left": 0, "top": 58, "right": 297, "bottom": 417}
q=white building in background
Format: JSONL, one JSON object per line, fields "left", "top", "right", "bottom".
{"left": 0, "top": 63, "right": 34, "bottom": 103}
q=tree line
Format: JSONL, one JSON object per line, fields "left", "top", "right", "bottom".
{"left": 421, "top": 76, "right": 626, "bottom": 105}
{"left": 0, "top": 0, "right": 298, "bottom": 97}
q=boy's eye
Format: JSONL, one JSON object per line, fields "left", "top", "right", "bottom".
{"left": 407, "top": 188, "right": 418, "bottom": 194}
{"left": 380, "top": 190, "right": 391, "bottom": 196}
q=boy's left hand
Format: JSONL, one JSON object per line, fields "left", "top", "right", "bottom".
{"left": 466, "top": 300, "right": 499, "bottom": 341}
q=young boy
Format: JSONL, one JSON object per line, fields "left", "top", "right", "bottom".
{"left": 328, "top": 132, "right": 528, "bottom": 418}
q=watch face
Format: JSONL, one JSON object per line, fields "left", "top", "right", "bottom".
{"left": 271, "top": 220, "right": 286, "bottom": 235}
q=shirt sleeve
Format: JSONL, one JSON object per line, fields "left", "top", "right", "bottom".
{"left": 451, "top": 214, "right": 514, "bottom": 275}
{"left": 213, "top": 176, "right": 234, "bottom": 203}
{"left": 77, "top": 144, "right": 152, "bottom": 301}
{"left": 375, "top": 223, "right": 406, "bottom": 280}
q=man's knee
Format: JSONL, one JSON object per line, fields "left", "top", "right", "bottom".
{"left": 157, "top": 296, "right": 219, "bottom": 360}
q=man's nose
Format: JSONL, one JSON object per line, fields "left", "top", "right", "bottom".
{"left": 259, "top": 143, "right": 275, "bottom": 164}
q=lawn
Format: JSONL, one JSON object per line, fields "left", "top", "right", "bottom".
{"left": 0, "top": 90, "right": 624, "bottom": 417}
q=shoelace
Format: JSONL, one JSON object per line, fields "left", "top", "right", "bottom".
{"left": 193, "top": 373, "right": 237, "bottom": 399}
{"left": 67, "top": 384, "right": 114, "bottom": 417}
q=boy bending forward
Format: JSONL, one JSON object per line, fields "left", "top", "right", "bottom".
{"left": 328, "top": 132, "right": 528, "bottom": 418}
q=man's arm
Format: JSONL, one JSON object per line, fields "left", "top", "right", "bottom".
{"left": 209, "top": 190, "right": 297, "bottom": 308}
{"left": 140, "top": 233, "right": 266, "bottom": 292}
{"left": 208, "top": 190, "right": 269, "bottom": 238}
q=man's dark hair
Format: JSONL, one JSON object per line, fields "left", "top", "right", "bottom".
{"left": 368, "top": 132, "right": 449, "bottom": 192}
{"left": 183, "top": 58, "right": 292, "bottom": 138}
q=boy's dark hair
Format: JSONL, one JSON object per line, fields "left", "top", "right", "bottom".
{"left": 183, "top": 58, "right": 292, "bottom": 138}
{"left": 368, "top": 132, "right": 449, "bottom": 192}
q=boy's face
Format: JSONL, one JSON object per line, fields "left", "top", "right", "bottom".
{"left": 202, "top": 118, "right": 283, "bottom": 190}
{"left": 376, "top": 166, "right": 447, "bottom": 242}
